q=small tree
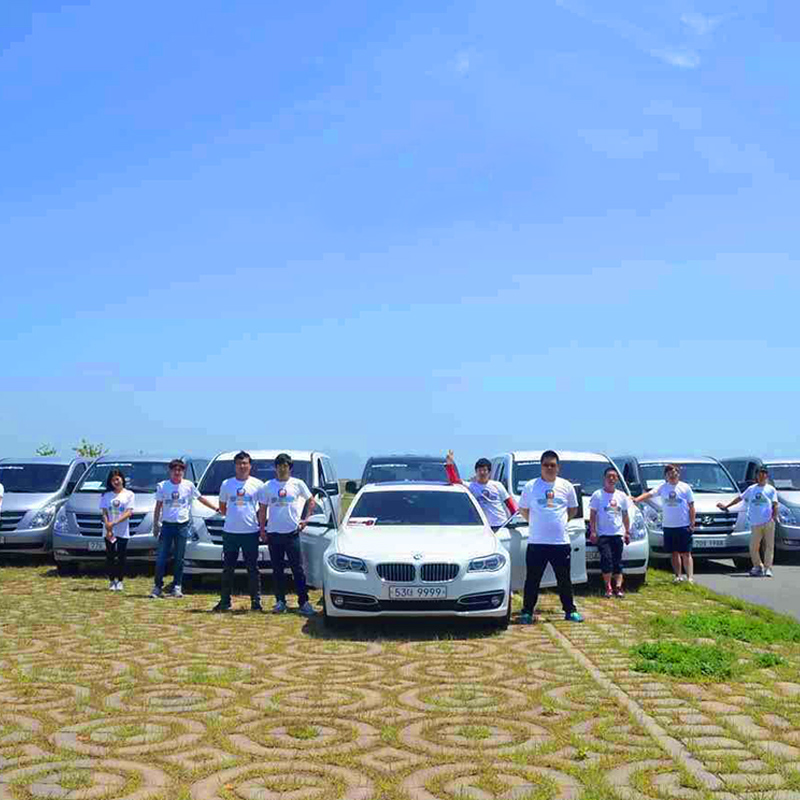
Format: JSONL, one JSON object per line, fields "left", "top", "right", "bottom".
{"left": 36, "top": 444, "right": 57, "bottom": 456}
{"left": 73, "top": 439, "right": 108, "bottom": 458}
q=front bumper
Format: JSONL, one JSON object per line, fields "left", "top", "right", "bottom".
{"left": 53, "top": 532, "right": 158, "bottom": 562}
{"left": 0, "top": 525, "right": 52, "bottom": 555}
{"left": 776, "top": 524, "right": 800, "bottom": 552}
{"left": 648, "top": 529, "right": 751, "bottom": 558}
{"left": 183, "top": 540, "right": 274, "bottom": 575}
{"left": 585, "top": 536, "right": 649, "bottom": 575}
{"left": 323, "top": 566, "right": 510, "bottom": 618}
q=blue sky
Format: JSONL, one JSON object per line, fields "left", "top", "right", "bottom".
{"left": 2, "top": 1, "right": 799, "bottom": 478}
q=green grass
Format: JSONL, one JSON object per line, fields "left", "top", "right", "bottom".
{"left": 650, "top": 609, "right": 800, "bottom": 645}
{"left": 631, "top": 641, "right": 738, "bottom": 680}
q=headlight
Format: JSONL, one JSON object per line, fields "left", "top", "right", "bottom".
{"left": 778, "top": 504, "right": 799, "bottom": 526}
{"left": 327, "top": 553, "right": 368, "bottom": 573}
{"left": 53, "top": 507, "right": 68, "bottom": 534}
{"left": 630, "top": 512, "right": 647, "bottom": 541}
{"left": 468, "top": 553, "right": 507, "bottom": 572}
{"left": 642, "top": 505, "right": 662, "bottom": 531}
{"left": 30, "top": 503, "right": 60, "bottom": 529}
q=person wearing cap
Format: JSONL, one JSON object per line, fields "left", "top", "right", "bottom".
{"left": 632, "top": 464, "right": 695, "bottom": 583}
{"left": 212, "top": 451, "right": 265, "bottom": 612}
{"left": 444, "top": 450, "right": 517, "bottom": 531}
{"left": 589, "top": 466, "right": 631, "bottom": 598}
{"left": 150, "top": 459, "right": 219, "bottom": 599}
{"left": 258, "top": 453, "right": 317, "bottom": 615}
{"left": 717, "top": 466, "right": 778, "bottom": 577}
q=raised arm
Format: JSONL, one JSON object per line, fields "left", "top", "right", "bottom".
{"left": 444, "top": 450, "right": 462, "bottom": 485}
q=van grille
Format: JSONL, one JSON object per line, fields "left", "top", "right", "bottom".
{"left": 74, "top": 512, "right": 148, "bottom": 537}
{"left": 420, "top": 563, "right": 459, "bottom": 582}
{"left": 376, "top": 563, "right": 415, "bottom": 582}
{"left": 0, "top": 512, "right": 26, "bottom": 532}
{"left": 694, "top": 512, "right": 738, "bottom": 536}
{"left": 205, "top": 517, "right": 225, "bottom": 544}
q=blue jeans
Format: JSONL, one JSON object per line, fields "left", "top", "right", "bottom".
{"left": 220, "top": 532, "right": 261, "bottom": 605}
{"left": 154, "top": 521, "right": 189, "bottom": 589}
{"left": 267, "top": 532, "right": 308, "bottom": 604}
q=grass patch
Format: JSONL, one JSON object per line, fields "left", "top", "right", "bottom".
{"left": 631, "top": 641, "right": 737, "bottom": 680}
{"left": 456, "top": 725, "right": 491, "bottom": 740}
{"left": 754, "top": 652, "right": 785, "bottom": 668}
{"left": 285, "top": 724, "right": 319, "bottom": 740}
{"left": 651, "top": 609, "right": 800, "bottom": 644}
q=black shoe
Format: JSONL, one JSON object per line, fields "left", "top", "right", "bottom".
{"left": 211, "top": 602, "right": 232, "bottom": 613}
{"left": 250, "top": 602, "right": 265, "bottom": 613}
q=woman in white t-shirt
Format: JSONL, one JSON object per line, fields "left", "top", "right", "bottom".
{"left": 99, "top": 469, "right": 136, "bottom": 592}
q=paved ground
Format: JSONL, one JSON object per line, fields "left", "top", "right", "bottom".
{"left": 692, "top": 559, "right": 800, "bottom": 621}
{"left": 1, "top": 561, "right": 800, "bottom": 800}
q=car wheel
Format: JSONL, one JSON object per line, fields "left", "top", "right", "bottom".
{"left": 625, "top": 574, "right": 646, "bottom": 590}
{"left": 732, "top": 557, "right": 752, "bottom": 571}
{"left": 56, "top": 562, "right": 77, "bottom": 576}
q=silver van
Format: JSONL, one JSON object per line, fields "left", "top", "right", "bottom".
{"left": 0, "top": 457, "right": 93, "bottom": 555}
{"left": 52, "top": 454, "right": 207, "bottom": 574}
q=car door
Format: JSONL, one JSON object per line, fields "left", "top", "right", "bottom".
{"left": 299, "top": 457, "right": 337, "bottom": 587}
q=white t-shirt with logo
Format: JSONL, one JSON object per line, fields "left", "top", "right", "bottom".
{"left": 259, "top": 478, "right": 313, "bottom": 534}
{"left": 742, "top": 483, "right": 778, "bottom": 527}
{"left": 100, "top": 489, "right": 136, "bottom": 538}
{"left": 156, "top": 479, "right": 200, "bottom": 524}
{"left": 654, "top": 481, "right": 695, "bottom": 528}
{"left": 519, "top": 477, "right": 578, "bottom": 545}
{"left": 219, "top": 477, "right": 263, "bottom": 534}
{"left": 590, "top": 489, "right": 631, "bottom": 536}
{"left": 467, "top": 480, "right": 511, "bottom": 527}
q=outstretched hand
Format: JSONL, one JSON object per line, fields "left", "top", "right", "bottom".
{"left": 446, "top": 450, "right": 455, "bottom": 465}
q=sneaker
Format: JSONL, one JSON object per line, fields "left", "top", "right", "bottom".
{"left": 750, "top": 565, "right": 764, "bottom": 577}
{"left": 686, "top": 577, "right": 695, "bottom": 584}
{"left": 164, "top": 581, "right": 175, "bottom": 594}
{"left": 518, "top": 612, "right": 535, "bottom": 625}
{"left": 614, "top": 588, "right": 625, "bottom": 599}
{"left": 272, "top": 600, "right": 287, "bottom": 614}
{"left": 565, "top": 611, "right": 584, "bottom": 623}
{"left": 211, "top": 601, "right": 231, "bottom": 613}
{"left": 150, "top": 586, "right": 163, "bottom": 599}
{"left": 116, "top": 581, "right": 124, "bottom": 592}
{"left": 109, "top": 580, "right": 117, "bottom": 591}
{"left": 298, "top": 601, "right": 316, "bottom": 617}
{"left": 604, "top": 586, "right": 613, "bottom": 599}
{"left": 764, "top": 568, "right": 773, "bottom": 577}
{"left": 251, "top": 601, "right": 265, "bottom": 613}
{"left": 170, "top": 585, "right": 183, "bottom": 599}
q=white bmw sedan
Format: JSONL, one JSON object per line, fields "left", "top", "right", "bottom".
{"left": 322, "top": 483, "right": 512, "bottom": 628}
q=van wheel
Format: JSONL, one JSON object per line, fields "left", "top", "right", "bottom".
{"left": 625, "top": 574, "right": 646, "bottom": 591}
{"left": 56, "top": 562, "right": 77, "bottom": 576}
{"left": 732, "top": 557, "right": 752, "bottom": 571}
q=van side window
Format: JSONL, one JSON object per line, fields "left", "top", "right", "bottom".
{"left": 323, "top": 457, "right": 337, "bottom": 484}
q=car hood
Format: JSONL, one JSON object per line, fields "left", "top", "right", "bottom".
{"left": 579, "top": 495, "right": 644, "bottom": 521}
{"left": 66, "top": 492, "right": 157, "bottom": 512}
{"left": 335, "top": 525, "right": 498, "bottom": 561}
{"left": 1, "top": 492, "right": 61, "bottom": 512}
{"left": 194, "top": 498, "right": 218, "bottom": 519}
{"left": 647, "top": 492, "right": 742, "bottom": 512}
{"left": 777, "top": 490, "right": 800, "bottom": 508}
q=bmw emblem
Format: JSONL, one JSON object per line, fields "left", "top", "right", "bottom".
{"left": 413, "top": 553, "right": 423, "bottom": 560}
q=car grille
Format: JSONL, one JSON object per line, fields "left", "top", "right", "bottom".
{"left": 420, "top": 563, "right": 459, "bottom": 582}
{"left": 694, "top": 512, "right": 737, "bottom": 535}
{"left": 376, "top": 563, "right": 415, "bottom": 582}
{"left": 74, "top": 512, "right": 148, "bottom": 537}
{"left": 205, "top": 517, "right": 225, "bottom": 544}
{"left": 0, "top": 511, "right": 26, "bottom": 532}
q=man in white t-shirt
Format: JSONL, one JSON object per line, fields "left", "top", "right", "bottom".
{"left": 150, "top": 459, "right": 220, "bottom": 599}
{"left": 518, "top": 450, "right": 583, "bottom": 623}
{"left": 258, "top": 453, "right": 316, "bottom": 615}
{"left": 212, "top": 451, "right": 265, "bottom": 612}
{"left": 589, "top": 467, "right": 631, "bottom": 598}
{"left": 444, "top": 450, "right": 518, "bottom": 530}
{"left": 718, "top": 466, "right": 779, "bottom": 577}
{"left": 633, "top": 464, "right": 696, "bottom": 583}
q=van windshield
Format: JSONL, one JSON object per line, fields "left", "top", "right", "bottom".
{"left": 766, "top": 463, "right": 800, "bottom": 491}
{"left": 78, "top": 462, "right": 170, "bottom": 494}
{"left": 512, "top": 460, "right": 623, "bottom": 496}
{"left": 639, "top": 463, "right": 737, "bottom": 493}
{"left": 0, "top": 464, "right": 69, "bottom": 493}
{"left": 198, "top": 460, "right": 312, "bottom": 495}
{"left": 363, "top": 460, "right": 449, "bottom": 484}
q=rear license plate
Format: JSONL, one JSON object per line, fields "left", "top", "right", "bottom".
{"left": 388, "top": 585, "right": 447, "bottom": 600}
{"left": 701, "top": 537, "right": 726, "bottom": 548}
{"left": 586, "top": 551, "right": 601, "bottom": 562}
{"left": 88, "top": 540, "right": 105, "bottom": 551}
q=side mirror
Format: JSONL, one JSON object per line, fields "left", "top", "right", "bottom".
{"left": 324, "top": 481, "right": 339, "bottom": 495}
{"left": 571, "top": 484, "right": 583, "bottom": 519}
{"left": 344, "top": 480, "right": 359, "bottom": 494}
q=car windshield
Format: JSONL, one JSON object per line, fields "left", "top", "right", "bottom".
{"left": 363, "top": 460, "right": 449, "bottom": 484}
{"left": 77, "top": 462, "right": 170, "bottom": 494}
{"left": 511, "top": 460, "right": 620, "bottom": 496}
{"left": 198, "top": 460, "right": 312, "bottom": 495}
{"left": 0, "top": 464, "right": 69, "bottom": 493}
{"left": 766, "top": 464, "right": 800, "bottom": 491}
{"left": 348, "top": 490, "right": 483, "bottom": 526}
{"left": 640, "top": 463, "right": 737, "bottom": 493}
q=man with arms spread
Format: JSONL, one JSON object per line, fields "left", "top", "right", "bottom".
{"left": 633, "top": 464, "right": 695, "bottom": 583}
{"left": 717, "top": 466, "right": 778, "bottom": 577}
{"left": 151, "top": 459, "right": 219, "bottom": 599}
{"left": 445, "top": 450, "right": 517, "bottom": 531}
{"left": 212, "top": 451, "right": 264, "bottom": 612}
{"left": 258, "top": 453, "right": 317, "bottom": 616}
{"left": 518, "top": 450, "right": 583, "bottom": 624}
{"left": 589, "top": 466, "right": 631, "bottom": 598}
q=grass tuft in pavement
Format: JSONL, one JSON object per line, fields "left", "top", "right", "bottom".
{"left": 631, "top": 640, "right": 737, "bottom": 679}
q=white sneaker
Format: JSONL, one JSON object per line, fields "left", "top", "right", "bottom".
{"left": 170, "top": 585, "right": 183, "bottom": 598}
{"left": 116, "top": 581, "right": 124, "bottom": 592}
{"left": 764, "top": 568, "right": 773, "bottom": 577}
{"left": 109, "top": 580, "right": 117, "bottom": 591}
{"left": 673, "top": 575, "right": 684, "bottom": 583}
{"left": 686, "top": 577, "right": 695, "bottom": 584}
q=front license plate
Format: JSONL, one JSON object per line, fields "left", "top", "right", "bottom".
{"left": 701, "top": 538, "right": 727, "bottom": 548}
{"left": 88, "top": 540, "right": 105, "bottom": 551}
{"left": 388, "top": 585, "right": 447, "bottom": 600}
{"left": 258, "top": 547, "right": 269, "bottom": 563}
{"left": 586, "top": 551, "right": 601, "bottom": 562}
{"left": 0, "top": 536, "right": 4, "bottom": 545}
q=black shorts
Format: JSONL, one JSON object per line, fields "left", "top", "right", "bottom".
{"left": 664, "top": 526, "right": 693, "bottom": 553}
{"left": 597, "top": 535, "right": 624, "bottom": 574}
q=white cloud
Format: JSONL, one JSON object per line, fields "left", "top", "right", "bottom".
{"left": 681, "top": 12, "right": 722, "bottom": 35}
{"left": 652, "top": 48, "right": 700, "bottom": 69}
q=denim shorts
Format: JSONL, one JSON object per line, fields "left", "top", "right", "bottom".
{"left": 664, "top": 526, "right": 693, "bottom": 553}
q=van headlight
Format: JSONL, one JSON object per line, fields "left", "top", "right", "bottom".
{"left": 53, "top": 507, "right": 68, "bottom": 534}
{"left": 642, "top": 505, "right": 662, "bottom": 532}
{"left": 327, "top": 554, "right": 368, "bottom": 573}
{"left": 630, "top": 512, "right": 647, "bottom": 541}
{"left": 778, "top": 504, "right": 799, "bottom": 525}
{"left": 30, "top": 503, "right": 60, "bottom": 529}
{"left": 468, "top": 553, "right": 507, "bottom": 572}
